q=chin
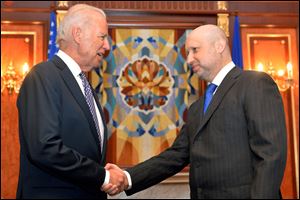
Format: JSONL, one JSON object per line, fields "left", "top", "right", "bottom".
{"left": 94, "top": 58, "right": 102, "bottom": 66}
{"left": 196, "top": 71, "right": 204, "bottom": 79}
{"left": 196, "top": 74, "right": 202, "bottom": 79}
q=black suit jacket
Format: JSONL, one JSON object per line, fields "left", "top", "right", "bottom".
{"left": 126, "top": 67, "right": 287, "bottom": 199}
{"left": 16, "top": 56, "right": 108, "bottom": 199}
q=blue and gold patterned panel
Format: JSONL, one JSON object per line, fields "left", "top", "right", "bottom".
{"left": 91, "top": 29, "right": 200, "bottom": 163}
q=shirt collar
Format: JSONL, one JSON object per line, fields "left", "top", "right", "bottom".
{"left": 56, "top": 50, "right": 82, "bottom": 77}
{"left": 211, "top": 61, "right": 235, "bottom": 86}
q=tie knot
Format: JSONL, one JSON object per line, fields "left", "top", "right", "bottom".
{"left": 206, "top": 83, "right": 217, "bottom": 94}
{"left": 203, "top": 83, "right": 217, "bottom": 114}
{"left": 79, "top": 72, "right": 87, "bottom": 80}
{"left": 79, "top": 72, "right": 89, "bottom": 87}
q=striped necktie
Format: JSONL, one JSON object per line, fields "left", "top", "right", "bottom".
{"left": 79, "top": 72, "right": 102, "bottom": 151}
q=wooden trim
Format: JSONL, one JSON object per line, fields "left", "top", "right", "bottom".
{"left": 65, "top": 1, "right": 221, "bottom": 14}
{"left": 3, "top": 6, "right": 297, "bottom": 18}
{"left": 240, "top": 24, "right": 299, "bottom": 29}
{"left": 108, "top": 22, "right": 205, "bottom": 29}
{"left": 1, "top": 20, "right": 49, "bottom": 62}
{"left": 1, "top": 20, "right": 48, "bottom": 25}
{"left": 237, "top": 12, "right": 298, "bottom": 17}
{"left": 1, "top": 7, "right": 51, "bottom": 13}
{"left": 2, "top": 32, "right": 36, "bottom": 67}
{"left": 290, "top": 87, "right": 299, "bottom": 198}
{"left": 105, "top": 9, "right": 228, "bottom": 15}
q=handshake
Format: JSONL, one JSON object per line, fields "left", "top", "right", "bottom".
{"left": 101, "top": 163, "right": 129, "bottom": 196}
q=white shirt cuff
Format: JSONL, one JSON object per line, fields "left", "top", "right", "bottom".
{"left": 102, "top": 170, "right": 110, "bottom": 186}
{"left": 123, "top": 170, "right": 132, "bottom": 190}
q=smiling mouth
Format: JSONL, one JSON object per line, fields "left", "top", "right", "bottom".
{"left": 97, "top": 52, "right": 103, "bottom": 58}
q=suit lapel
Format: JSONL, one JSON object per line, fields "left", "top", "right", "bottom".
{"left": 92, "top": 90, "right": 108, "bottom": 164}
{"left": 192, "top": 67, "right": 242, "bottom": 142}
{"left": 51, "top": 56, "right": 102, "bottom": 155}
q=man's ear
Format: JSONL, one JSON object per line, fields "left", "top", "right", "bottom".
{"left": 72, "top": 26, "right": 81, "bottom": 44}
{"left": 215, "top": 39, "right": 226, "bottom": 54}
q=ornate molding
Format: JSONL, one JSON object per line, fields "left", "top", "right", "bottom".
{"left": 56, "top": 10, "right": 67, "bottom": 29}
{"left": 217, "top": 1, "right": 229, "bottom": 37}
{"left": 217, "top": 13, "right": 229, "bottom": 37}
{"left": 57, "top": 1, "right": 69, "bottom": 9}
{"left": 63, "top": 1, "right": 219, "bottom": 13}
{"left": 217, "top": 1, "right": 228, "bottom": 11}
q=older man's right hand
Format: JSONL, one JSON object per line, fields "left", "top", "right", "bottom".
{"left": 101, "top": 163, "right": 128, "bottom": 196}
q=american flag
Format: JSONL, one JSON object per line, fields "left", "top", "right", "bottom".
{"left": 48, "top": 11, "right": 59, "bottom": 60}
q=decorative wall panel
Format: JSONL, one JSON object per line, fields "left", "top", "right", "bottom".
{"left": 91, "top": 28, "right": 200, "bottom": 166}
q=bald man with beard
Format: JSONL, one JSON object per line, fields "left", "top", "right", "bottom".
{"left": 102, "top": 24, "right": 287, "bottom": 199}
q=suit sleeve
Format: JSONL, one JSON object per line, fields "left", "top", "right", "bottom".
{"left": 125, "top": 124, "right": 190, "bottom": 196}
{"left": 17, "top": 65, "right": 105, "bottom": 190}
{"left": 245, "top": 73, "right": 287, "bottom": 198}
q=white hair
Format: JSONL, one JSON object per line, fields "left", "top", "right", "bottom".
{"left": 56, "top": 4, "right": 106, "bottom": 47}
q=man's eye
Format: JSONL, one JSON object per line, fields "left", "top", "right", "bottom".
{"left": 98, "top": 35, "right": 107, "bottom": 41}
{"left": 186, "top": 47, "right": 199, "bottom": 55}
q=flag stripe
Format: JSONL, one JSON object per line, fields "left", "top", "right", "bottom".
{"left": 48, "top": 11, "right": 59, "bottom": 60}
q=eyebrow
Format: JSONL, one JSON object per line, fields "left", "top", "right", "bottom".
{"left": 186, "top": 46, "right": 200, "bottom": 51}
{"left": 97, "top": 32, "right": 107, "bottom": 36}
{"left": 188, "top": 46, "right": 200, "bottom": 49}
{"left": 97, "top": 34, "right": 108, "bottom": 40}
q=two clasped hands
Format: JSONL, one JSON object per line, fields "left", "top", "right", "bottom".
{"left": 101, "top": 163, "right": 130, "bottom": 196}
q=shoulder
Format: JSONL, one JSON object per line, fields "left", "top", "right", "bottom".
{"left": 238, "top": 70, "right": 280, "bottom": 98}
{"left": 26, "top": 57, "right": 63, "bottom": 81}
{"left": 240, "top": 70, "right": 273, "bottom": 81}
{"left": 32, "top": 59, "right": 58, "bottom": 74}
{"left": 21, "top": 58, "right": 63, "bottom": 92}
{"left": 237, "top": 70, "right": 275, "bottom": 88}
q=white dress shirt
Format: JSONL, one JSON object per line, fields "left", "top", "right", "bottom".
{"left": 56, "top": 50, "right": 110, "bottom": 186}
{"left": 56, "top": 50, "right": 105, "bottom": 146}
{"left": 210, "top": 61, "right": 236, "bottom": 93}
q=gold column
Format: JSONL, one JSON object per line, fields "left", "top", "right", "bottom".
{"left": 217, "top": 1, "right": 229, "bottom": 37}
{"left": 56, "top": 1, "right": 69, "bottom": 27}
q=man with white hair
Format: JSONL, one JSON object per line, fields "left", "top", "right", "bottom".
{"left": 103, "top": 24, "right": 287, "bottom": 199}
{"left": 16, "top": 4, "right": 126, "bottom": 198}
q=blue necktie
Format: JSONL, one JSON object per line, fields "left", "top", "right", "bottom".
{"left": 203, "top": 83, "right": 217, "bottom": 114}
{"left": 79, "top": 72, "right": 102, "bottom": 151}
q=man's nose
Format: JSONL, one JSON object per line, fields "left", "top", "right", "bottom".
{"left": 103, "top": 37, "right": 110, "bottom": 50}
{"left": 186, "top": 52, "right": 194, "bottom": 65}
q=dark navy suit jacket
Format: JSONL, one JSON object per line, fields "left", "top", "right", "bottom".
{"left": 17, "top": 55, "right": 108, "bottom": 199}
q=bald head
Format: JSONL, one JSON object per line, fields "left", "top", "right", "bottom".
{"left": 185, "top": 24, "right": 232, "bottom": 82}
{"left": 188, "top": 24, "right": 228, "bottom": 49}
